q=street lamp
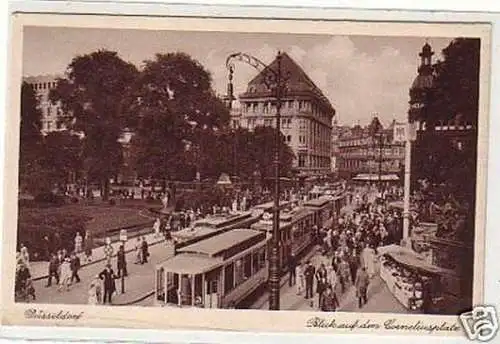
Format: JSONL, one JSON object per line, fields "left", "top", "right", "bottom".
{"left": 402, "top": 121, "right": 417, "bottom": 248}
{"left": 225, "top": 51, "right": 289, "bottom": 310}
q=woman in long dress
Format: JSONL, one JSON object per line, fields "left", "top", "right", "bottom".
{"left": 362, "top": 245, "right": 376, "bottom": 278}
{"left": 88, "top": 279, "right": 99, "bottom": 305}
{"left": 58, "top": 258, "right": 72, "bottom": 291}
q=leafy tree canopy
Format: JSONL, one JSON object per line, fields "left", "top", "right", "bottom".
{"left": 49, "top": 50, "right": 140, "bottom": 198}
{"left": 131, "top": 52, "right": 230, "bottom": 181}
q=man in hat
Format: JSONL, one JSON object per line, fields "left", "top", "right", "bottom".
{"left": 355, "top": 266, "right": 370, "bottom": 308}
{"left": 99, "top": 264, "right": 117, "bottom": 304}
{"left": 304, "top": 261, "right": 315, "bottom": 300}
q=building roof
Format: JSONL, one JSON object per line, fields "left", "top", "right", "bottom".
{"left": 239, "top": 52, "right": 335, "bottom": 114}
{"left": 411, "top": 74, "right": 434, "bottom": 90}
{"left": 23, "top": 74, "right": 64, "bottom": 83}
{"left": 177, "top": 228, "right": 263, "bottom": 257}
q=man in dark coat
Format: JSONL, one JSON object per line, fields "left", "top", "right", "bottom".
{"left": 70, "top": 252, "right": 81, "bottom": 283}
{"left": 315, "top": 263, "right": 328, "bottom": 308}
{"left": 288, "top": 253, "right": 297, "bottom": 286}
{"left": 46, "top": 253, "right": 60, "bottom": 287}
{"left": 304, "top": 261, "right": 315, "bottom": 300}
{"left": 141, "top": 237, "right": 149, "bottom": 264}
{"left": 320, "top": 285, "right": 339, "bottom": 312}
{"left": 355, "top": 266, "right": 370, "bottom": 308}
{"left": 99, "top": 264, "right": 117, "bottom": 304}
{"left": 116, "top": 245, "right": 128, "bottom": 278}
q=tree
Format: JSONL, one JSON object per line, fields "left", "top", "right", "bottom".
{"left": 19, "top": 82, "right": 44, "bottom": 194}
{"left": 39, "top": 131, "right": 83, "bottom": 189}
{"left": 49, "top": 50, "right": 139, "bottom": 200}
{"left": 250, "top": 125, "right": 295, "bottom": 184}
{"left": 411, "top": 38, "right": 480, "bottom": 198}
{"left": 429, "top": 38, "right": 480, "bottom": 127}
{"left": 131, "top": 52, "right": 230, "bottom": 182}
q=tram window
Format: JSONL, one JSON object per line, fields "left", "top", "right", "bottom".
{"left": 259, "top": 249, "right": 266, "bottom": 268}
{"left": 234, "top": 259, "right": 244, "bottom": 286}
{"left": 244, "top": 254, "right": 252, "bottom": 278}
{"left": 224, "top": 264, "right": 234, "bottom": 292}
{"left": 156, "top": 268, "right": 165, "bottom": 302}
{"left": 180, "top": 275, "right": 192, "bottom": 306}
{"left": 252, "top": 252, "right": 260, "bottom": 273}
{"left": 194, "top": 274, "right": 203, "bottom": 307}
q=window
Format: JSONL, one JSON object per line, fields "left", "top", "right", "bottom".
{"left": 259, "top": 249, "right": 266, "bottom": 269}
{"left": 244, "top": 254, "right": 252, "bottom": 279}
{"left": 286, "top": 135, "right": 291, "bottom": 143}
{"left": 234, "top": 259, "right": 245, "bottom": 286}
{"left": 224, "top": 263, "right": 234, "bottom": 292}
{"left": 252, "top": 252, "right": 260, "bottom": 274}
{"left": 298, "top": 154, "right": 306, "bottom": 167}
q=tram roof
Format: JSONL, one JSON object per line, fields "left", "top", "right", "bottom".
{"left": 193, "top": 211, "right": 252, "bottom": 227}
{"left": 177, "top": 228, "right": 264, "bottom": 257}
{"left": 303, "top": 195, "right": 334, "bottom": 207}
{"left": 253, "top": 200, "right": 291, "bottom": 210}
{"left": 157, "top": 254, "right": 219, "bottom": 274}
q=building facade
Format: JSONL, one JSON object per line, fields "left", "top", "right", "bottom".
{"left": 23, "top": 74, "right": 67, "bottom": 135}
{"left": 337, "top": 119, "right": 405, "bottom": 181}
{"left": 229, "top": 53, "right": 336, "bottom": 178}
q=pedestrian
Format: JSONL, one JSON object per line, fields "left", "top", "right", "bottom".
{"left": 104, "top": 237, "right": 114, "bottom": 265}
{"left": 70, "top": 252, "right": 81, "bottom": 283}
{"left": 134, "top": 237, "right": 142, "bottom": 264}
{"left": 99, "top": 264, "right": 118, "bottom": 304}
{"left": 141, "top": 237, "right": 149, "bottom": 264}
{"left": 88, "top": 278, "right": 99, "bottom": 305}
{"left": 354, "top": 266, "right": 370, "bottom": 308}
{"left": 74, "top": 232, "right": 83, "bottom": 254}
{"left": 304, "top": 261, "right": 315, "bottom": 300}
{"left": 84, "top": 230, "right": 93, "bottom": 263}
{"left": 58, "top": 257, "right": 72, "bottom": 292}
{"left": 296, "top": 261, "right": 305, "bottom": 295}
{"left": 46, "top": 253, "right": 60, "bottom": 287}
{"left": 320, "top": 285, "right": 339, "bottom": 312}
{"left": 153, "top": 218, "right": 161, "bottom": 239}
{"left": 288, "top": 253, "right": 297, "bottom": 286}
{"left": 116, "top": 245, "right": 128, "bottom": 278}
{"left": 316, "top": 263, "right": 328, "bottom": 308}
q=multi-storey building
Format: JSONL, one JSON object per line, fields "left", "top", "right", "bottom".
{"left": 337, "top": 119, "right": 405, "bottom": 181}
{"left": 23, "top": 74, "right": 67, "bottom": 135}
{"left": 229, "top": 53, "right": 336, "bottom": 178}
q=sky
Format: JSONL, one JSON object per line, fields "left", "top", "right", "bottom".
{"left": 22, "top": 27, "right": 453, "bottom": 127}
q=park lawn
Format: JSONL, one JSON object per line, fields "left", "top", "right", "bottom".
{"left": 19, "top": 204, "right": 153, "bottom": 236}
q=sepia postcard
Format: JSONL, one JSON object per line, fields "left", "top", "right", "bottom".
{"left": 0, "top": 10, "right": 496, "bottom": 341}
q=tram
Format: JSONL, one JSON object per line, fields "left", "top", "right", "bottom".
{"left": 154, "top": 228, "right": 269, "bottom": 308}
{"left": 171, "top": 210, "right": 261, "bottom": 246}
{"left": 303, "top": 195, "right": 336, "bottom": 229}
{"left": 251, "top": 205, "right": 314, "bottom": 270}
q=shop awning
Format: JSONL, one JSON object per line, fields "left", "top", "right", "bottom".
{"left": 352, "top": 174, "right": 399, "bottom": 181}
{"left": 378, "top": 244, "right": 456, "bottom": 276}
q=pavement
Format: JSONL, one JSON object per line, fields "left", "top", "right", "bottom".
{"left": 29, "top": 230, "right": 163, "bottom": 281}
{"left": 29, "top": 236, "right": 175, "bottom": 305}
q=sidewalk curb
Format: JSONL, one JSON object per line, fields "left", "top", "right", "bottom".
{"left": 115, "top": 290, "right": 155, "bottom": 306}
{"left": 32, "top": 233, "right": 165, "bottom": 282}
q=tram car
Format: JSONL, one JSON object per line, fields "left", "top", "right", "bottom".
{"left": 171, "top": 210, "right": 261, "bottom": 247}
{"left": 303, "top": 195, "right": 335, "bottom": 229}
{"left": 250, "top": 205, "right": 314, "bottom": 271}
{"left": 154, "top": 228, "right": 269, "bottom": 309}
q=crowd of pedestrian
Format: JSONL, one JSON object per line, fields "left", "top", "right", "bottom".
{"left": 287, "top": 185, "right": 404, "bottom": 312}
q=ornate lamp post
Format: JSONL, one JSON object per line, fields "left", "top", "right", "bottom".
{"left": 402, "top": 121, "right": 417, "bottom": 248}
{"left": 225, "top": 51, "right": 289, "bottom": 310}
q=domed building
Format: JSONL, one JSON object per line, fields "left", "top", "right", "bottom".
{"left": 408, "top": 42, "right": 435, "bottom": 128}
